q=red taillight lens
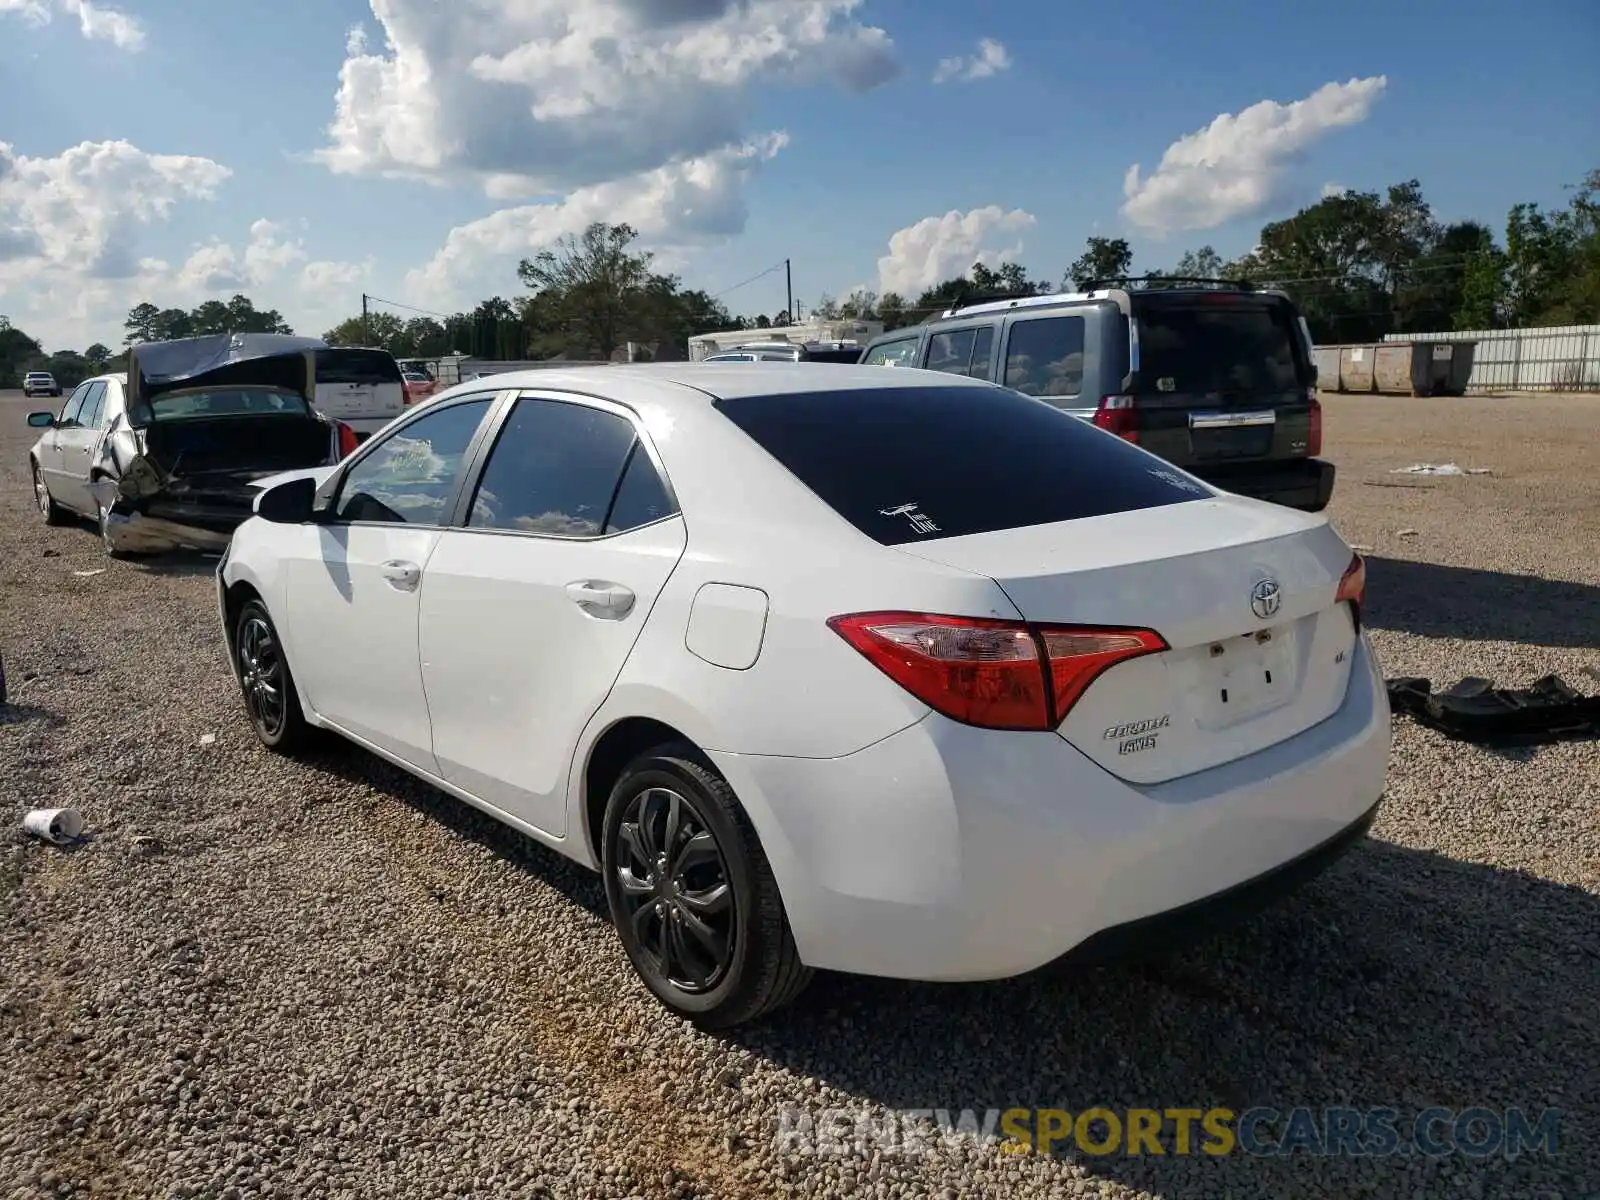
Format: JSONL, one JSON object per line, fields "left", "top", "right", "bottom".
{"left": 1336, "top": 553, "right": 1365, "bottom": 629}
{"left": 1092, "top": 395, "right": 1139, "bottom": 443}
{"left": 1307, "top": 391, "right": 1323, "bottom": 457}
{"left": 1038, "top": 628, "right": 1169, "bottom": 716}
{"left": 336, "top": 421, "right": 360, "bottom": 459}
{"left": 828, "top": 612, "right": 1166, "bottom": 731}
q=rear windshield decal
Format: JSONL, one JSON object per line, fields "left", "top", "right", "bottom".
{"left": 880, "top": 502, "right": 941, "bottom": 535}
{"left": 1146, "top": 468, "right": 1207, "bottom": 495}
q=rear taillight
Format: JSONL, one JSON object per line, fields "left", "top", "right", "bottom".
{"left": 1336, "top": 553, "right": 1365, "bottom": 630}
{"left": 335, "top": 421, "right": 360, "bottom": 459}
{"left": 1092, "top": 395, "right": 1139, "bottom": 442}
{"left": 828, "top": 612, "right": 1167, "bottom": 731}
{"left": 1307, "top": 390, "right": 1323, "bottom": 457}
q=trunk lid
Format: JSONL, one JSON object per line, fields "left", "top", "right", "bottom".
{"left": 895, "top": 497, "right": 1359, "bottom": 784}
{"left": 126, "top": 333, "right": 318, "bottom": 412}
{"left": 1129, "top": 292, "right": 1316, "bottom": 468}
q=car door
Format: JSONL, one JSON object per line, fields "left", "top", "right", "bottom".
{"left": 418, "top": 394, "right": 687, "bottom": 838}
{"left": 60, "top": 381, "right": 112, "bottom": 512}
{"left": 282, "top": 393, "right": 499, "bottom": 770}
{"left": 43, "top": 383, "right": 100, "bottom": 512}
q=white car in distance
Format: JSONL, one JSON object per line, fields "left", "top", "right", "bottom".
{"left": 218, "top": 363, "right": 1389, "bottom": 1027}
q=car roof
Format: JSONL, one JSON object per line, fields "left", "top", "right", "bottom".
{"left": 429, "top": 361, "right": 988, "bottom": 410}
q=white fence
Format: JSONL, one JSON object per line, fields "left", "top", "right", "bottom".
{"left": 1382, "top": 324, "right": 1600, "bottom": 392}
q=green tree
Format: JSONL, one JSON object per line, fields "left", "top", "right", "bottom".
{"left": 123, "top": 302, "right": 160, "bottom": 345}
{"left": 323, "top": 311, "right": 405, "bottom": 349}
{"left": 517, "top": 222, "right": 657, "bottom": 360}
{"left": 189, "top": 299, "right": 233, "bottom": 335}
{"left": 1169, "top": 245, "right": 1226, "bottom": 281}
{"left": 876, "top": 292, "right": 909, "bottom": 331}
{"left": 1065, "top": 237, "right": 1134, "bottom": 289}
{"left": 84, "top": 343, "right": 113, "bottom": 370}
{"left": 0, "top": 315, "right": 46, "bottom": 388}
{"left": 151, "top": 308, "right": 194, "bottom": 340}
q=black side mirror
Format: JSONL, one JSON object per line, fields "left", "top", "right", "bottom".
{"left": 26, "top": 412, "right": 56, "bottom": 428}
{"left": 255, "top": 476, "right": 318, "bottom": 524}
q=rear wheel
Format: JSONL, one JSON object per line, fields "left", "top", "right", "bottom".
{"left": 234, "top": 599, "right": 309, "bottom": 752}
{"left": 32, "top": 462, "right": 69, "bottom": 526}
{"left": 601, "top": 748, "right": 811, "bottom": 1028}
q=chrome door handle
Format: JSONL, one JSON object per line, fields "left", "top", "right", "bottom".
{"left": 565, "top": 580, "right": 635, "bottom": 618}
{"left": 381, "top": 560, "right": 422, "bottom": 591}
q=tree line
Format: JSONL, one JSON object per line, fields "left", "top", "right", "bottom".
{"left": 4, "top": 166, "right": 1594, "bottom": 389}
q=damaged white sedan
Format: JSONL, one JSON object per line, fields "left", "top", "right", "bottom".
{"left": 28, "top": 335, "right": 357, "bottom": 557}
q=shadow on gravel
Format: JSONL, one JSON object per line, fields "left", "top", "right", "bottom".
{"left": 0, "top": 703, "right": 65, "bottom": 730}
{"left": 727, "top": 840, "right": 1595, "bottom": 1195}
{"left": 304, "top": 743, "right": 610, "bottom": 921}
{"left": 1364, "top": 555, "right": 1600, "bottom": 648}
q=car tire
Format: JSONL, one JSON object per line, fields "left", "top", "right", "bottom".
{"left": 32, "top": 462, "right": 69, "bottom": 526}
{"left": 601, "top": 747, "right": 812, "bottom": 1028}
{"left": 233, "top": 598, "right": 310, "bottom": 753}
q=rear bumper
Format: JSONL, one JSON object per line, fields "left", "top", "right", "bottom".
{"left": 1194, "top": 457, "right": 1335, "bottom": 512}
{"left": 711, "top": 634, "right": 1390, "bottom": 982}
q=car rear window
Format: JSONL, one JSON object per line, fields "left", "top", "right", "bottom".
{"left": 1135, "top": 301, "right": 1305, "bottom": 395}
{"left": 315, "top": 348, "right": 404, "bottom": 385}
{"left": 714, "top": 386, "right": 1208, "bottom": 544}
{"left": 149, "top": 390, "right": 311, "bottom": 420}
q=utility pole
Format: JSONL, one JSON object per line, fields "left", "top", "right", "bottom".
{"left": 361, "top": 293, "right": 371, "bottom": 345}
{"left": 785, "top": 259, "right": 793, "bottom": 327}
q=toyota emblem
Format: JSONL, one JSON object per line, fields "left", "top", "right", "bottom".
{"left": 1250, "top": 578, "right": 1282, "bottom": 620}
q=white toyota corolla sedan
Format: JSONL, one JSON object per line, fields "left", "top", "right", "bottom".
{"left": 217, "top": 363, "right": 1390, "bottom": 1027}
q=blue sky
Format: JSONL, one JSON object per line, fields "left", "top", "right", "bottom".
{"left": 1, "top": 0, "right": 1596, "bottom": 350}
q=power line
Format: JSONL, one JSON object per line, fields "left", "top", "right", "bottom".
{"left": 712, "top": 262, "right": 786, "bottom": 302}
{"left": 363, "top": 294, "right": 457, "bottom": 321}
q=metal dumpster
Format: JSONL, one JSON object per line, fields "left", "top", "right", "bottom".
{"left": 1369, "top": 340, "right": 1480, "bottom": 395}
{"left": 1338, "top": 345, "right": 1378, "bottom": 392}
{"left": 1314, "top": 346, "right": 1343, "bottom": 391}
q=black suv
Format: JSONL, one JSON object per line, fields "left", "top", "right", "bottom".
{"left": 858, "top": 279, "right": 1333, "bottom": 512}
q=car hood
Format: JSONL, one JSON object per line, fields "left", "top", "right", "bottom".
{"left": 127, "top": 334, "right": 318, "bottom": 412}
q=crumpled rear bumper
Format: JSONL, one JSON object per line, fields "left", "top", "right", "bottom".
{"left": 100, "top": 509, "right": 234, "bottom": 554}
{"left": 89, "top": 477, "right": 243, "bottom": 554}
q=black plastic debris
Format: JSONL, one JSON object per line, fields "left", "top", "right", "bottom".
{"left": 1386, "top": 674, "right": 1600, "bottom": 746}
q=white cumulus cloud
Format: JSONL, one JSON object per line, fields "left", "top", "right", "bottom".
{"left": 2, "top": 0, "right": 146, "bottom": 49}
{"left": 932, "top": 38, "right": 1010, "bottom": 84}
{"left": 876, "top": 206, "right": 1036, "bottom": 298}
{"left": 1121, "top": 76, "right": 1387, "bottom": 236}
{"left": 0, "top": 139, "right": 366, "bottom": 348}
{"left": 406, "top": 132, "right": 788, "bottom": 309}
{"left": 318, "top": 0, "right": 896, "bottom": 196}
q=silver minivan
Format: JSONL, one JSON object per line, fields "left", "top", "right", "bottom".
{"left": 311, "top": 347, "right": 406, "bottom": 440}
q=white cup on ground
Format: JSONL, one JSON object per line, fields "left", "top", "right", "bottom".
{"left": 22, "top": 808, "right": 84, "bottom": 845}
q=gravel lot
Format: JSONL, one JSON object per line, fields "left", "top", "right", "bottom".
{"left": 2, "top": 386, "right": 1596, "bottom": 1199}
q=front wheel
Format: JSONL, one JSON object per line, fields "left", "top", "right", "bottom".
{"left": 233, "top": 599, "right": 310, "bottom": 752}
{"left": 601, "top": 748, "right": 812, "bottom": 1028}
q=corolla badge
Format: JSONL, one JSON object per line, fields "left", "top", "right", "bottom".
{"left": 1250, "top": 578, "right": 1282, "bottom": 620}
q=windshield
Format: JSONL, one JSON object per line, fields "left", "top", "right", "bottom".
{"left": 315, "top": 348, "right": 404, "bottom": 385}
{"left": 1135, "top": 301, "right": 1305, "bottom": 395}
{"left": 148, "top": 389, "right": 311, "bottom": 420}
{"left": 714, "top": 385, "right": 1205, "bottom": 545}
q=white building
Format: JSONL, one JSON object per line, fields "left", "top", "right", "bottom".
{"left": 688, "top": 318, "right": 884, "bottom": 361}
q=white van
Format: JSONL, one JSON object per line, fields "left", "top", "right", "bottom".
{"left": 311, "top": 347, "right": 406, "bottom": 440}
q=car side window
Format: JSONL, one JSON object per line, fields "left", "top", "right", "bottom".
{"left": 79, "top": 382, "right": 108, "bottom": 430}
{"left": 925, "top": 328, "right": 977, "bottom": 375}
{"left": 1004, "top": 316, "right": 1086, "bottom": 399}
{"left": 333, "top": 398, "right": 493, "bottom": 525}
{"left": 967, "top": 326, "right": 996, "bottom": 380}
{"left": 58, "top": 383, "right": 92, "bottom": 426}
{"left": 467, "top": 398, "right": 640, "bottom": 538}
{"left": 862, "top": 338, "right": 919, "bottom": 367}
{"left": 604, "top": 444, "right": 677, "bottom": 535}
